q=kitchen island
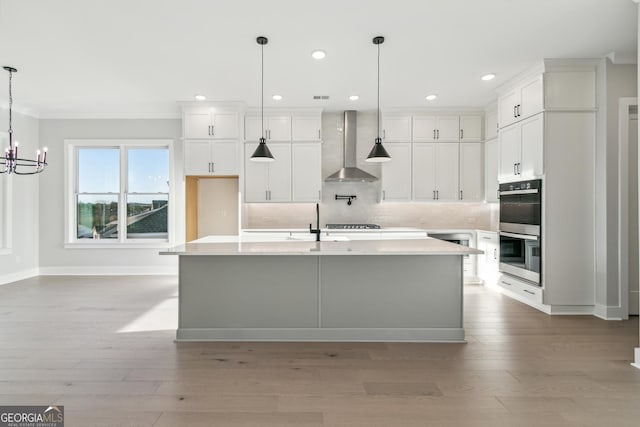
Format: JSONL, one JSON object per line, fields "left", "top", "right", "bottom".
{"left": 161, "top": 234, "right": 481, "bottom": 342}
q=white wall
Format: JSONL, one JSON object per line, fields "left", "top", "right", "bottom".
{"left": 0, "top": 111, "right": 41, "bottom": 284}
{"left": 38, "top": 119, "right": 183, "bottom": 274}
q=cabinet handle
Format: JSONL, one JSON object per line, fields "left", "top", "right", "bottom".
{"left": 517, "top": 163, "right": 521, "bottom": 175}
{"left": 523, "top": 289, "right": 535, "bottom": 295}
{"left": 501, "top": 281, "right": 512, "bottom": 286}
{"left": 460, "top": 190, "right": 463, "bottom": 200}
{"left": 517, "top": 105, "right": 521, "bottom": 117}
{"left": 433, "top": 129, "right": 436, "bottom": 140}
{"left": 436, "top": 190, "right": 439, "bottom": 200}
{"left": 382, "top": 190, "right": 386, "bottom": 200}
{"left": 494, "top": 248, "right": 497, "bottom": 259}
{"left": 513, "top": 106, "right": 517, "bottom": 118}
{"left": 211, "top": 162, "right": 215, "bottom": 173}
{"left": 383, "top": 129, "right": 386, "bottom": 139}
{"left": 208, "top": 162, "right": 211, "bottom": 173}
{"left": 437, "top": 129, "right": 440, "bottom": 139}
{"left": 460, "top": 129, "right": 464, "bottom": 140}
{"left": 433, "top": 190, "right": 436, "bottom": 200}
{"left": 514, "top": 163, "right": 517, "bottom": 175}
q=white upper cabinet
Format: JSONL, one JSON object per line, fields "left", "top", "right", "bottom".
{"left": 292, "top": 116, "right": 322, "bottom": 141}
{"left": 485, "top": 109, "right": 499, "bottom": 141}
{"left": 437, "top": 116, "right": 461, "bottom": 142}
{"left": 459, "top": 115, "right": 483, "bottom": 142}
{"left": 498, "top": 113, "right": 543, "bottom": 182}
{"left": 412, "top": 143, "right": 437, "bottom": 201}
{"left": 435, "top": 143, "right": 460, "bottom": 201}
{"left": 498, "top": 74, "right": 543, "bottom": 129}
{"left": 484, "top": 138, "right": 499, "bottom": 203}
{"left": 412, "top": 116, "right": 437, "bottom": 142}
{"left": 292, "top": 142, "right": 322, "bottom": 202}
{"left": 184, "top": 110, "right": 239, "bottom": 139}
{"left": 245, "top": 115, "right": 292, "bottom": 142}
{"left": 382, "top": 115, "right": 412, "bottom": 142}
{"left": 459, "top": 142, "right": 483, "bottom": 201}
{"left": 244, "top": 142, "right": 291, "bottom": 202}
{"left": 184, "top": 140, "right": 238, "bottom": 176}
{"left": 381, "top": 143, "right": 412, "bottom": 202}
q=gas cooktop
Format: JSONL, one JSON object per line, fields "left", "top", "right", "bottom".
{"left": 326, "top": 224, "right": 381, "bottom": 230}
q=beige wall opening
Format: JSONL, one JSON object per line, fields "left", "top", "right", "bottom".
{"left": 185, "top": 176, "right": 239, "bottom": 241}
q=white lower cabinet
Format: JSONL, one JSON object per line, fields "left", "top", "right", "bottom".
{"left": 291, "top": 142, "right": 322, "bottom": 202}
{"left": 184, "top": 140, "right": 239, "bottom": 176}
{"left": 412, "top": 143, "right": 459, "bottom": 201}
{"left": 476, "top": 231, "right": 499, "bottom": 286}
{"left": 459, "top": 143, "right": 483, "bottom": 201}
{"left": 498, "top": 273, "right": 543, "bottom": 305}
{"left": 382, "top": 143, "right": 412, "bottom": 202}
{"left": 244, "top": 142, "right": 291, "bottom": 202}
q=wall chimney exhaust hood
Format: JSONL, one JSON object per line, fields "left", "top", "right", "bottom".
{"left": 325, "top": 111, "right": 378, "bottom": 182}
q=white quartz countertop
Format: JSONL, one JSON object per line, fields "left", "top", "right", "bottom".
{"left": 161, "top": 236, "right": 483, "bottom": 256}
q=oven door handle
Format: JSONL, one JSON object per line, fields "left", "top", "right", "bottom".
{"left": 499, "top": 231, "right": 539, "bottom": 241}
{"left": 499, "top": 189, "right": 539, "bottom": 196}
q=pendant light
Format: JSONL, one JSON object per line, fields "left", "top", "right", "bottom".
{"left": 1, "top": 66, "right": 48, "bottom": 175}
{"left": 366, "top": 36, "right": 391, "bottom": 163}
{"left": 250, "top": 36, "right": 275, "bottom": 162}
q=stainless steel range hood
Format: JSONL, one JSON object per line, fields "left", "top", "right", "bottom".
{"left": 325, "top": 111, "right": 378, "bottom": 182}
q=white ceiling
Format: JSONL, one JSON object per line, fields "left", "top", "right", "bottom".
{"left": 0, "top": 0, "right": 637, "bottom": 118}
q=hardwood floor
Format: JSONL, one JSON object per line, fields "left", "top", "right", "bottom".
{"left": 0, "top": 275, "right": 638, "bottom": 426}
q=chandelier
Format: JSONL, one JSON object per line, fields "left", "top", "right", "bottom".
{"left": 1, "top": 66, "right": 48, "bottom": 175}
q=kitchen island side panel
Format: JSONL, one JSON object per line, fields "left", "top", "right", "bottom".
{"left": 320, "top": 255, "right": 462, "bottom": 328}
{"left": 179, "top": 255, "right": 319, "bottom": 328}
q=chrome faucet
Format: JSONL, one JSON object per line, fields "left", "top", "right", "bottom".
{"left": 309, "top": 203, "right": 321, "bottom": 242}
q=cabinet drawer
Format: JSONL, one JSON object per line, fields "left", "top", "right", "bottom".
{"left": 498, "top": 275, "right": 542, "bottom": 304}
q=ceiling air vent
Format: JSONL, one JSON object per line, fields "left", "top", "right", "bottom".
{"left": 313, "top": 95, "right": 330, "bottom": 100}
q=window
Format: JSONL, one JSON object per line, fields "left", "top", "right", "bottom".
{"left": 66, "top": 140, "right": 173, "bottom": 245}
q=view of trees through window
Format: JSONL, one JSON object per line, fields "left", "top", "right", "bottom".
{"left": 76, "top": 147, "right": 169, "bottom": 240}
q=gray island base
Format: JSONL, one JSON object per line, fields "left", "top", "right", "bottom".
{"left": 162, "top": 238, "right": 481, "bottom": 342}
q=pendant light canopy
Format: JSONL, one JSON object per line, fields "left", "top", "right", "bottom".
{"left": 1, "top": 66, "right": 49, "bottom": 175}
{"left": 366, "top": 36, "right": 391, "bottom": 163}
{"left": 250, "top": 36, "right": 275, "bottom": 162}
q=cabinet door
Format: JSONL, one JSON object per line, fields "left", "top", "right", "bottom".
{"left": 459, "top": 143, "right": 483, "bottom": 201}
{"left": 210, "top": 141, "right": 239, "bottom": 175}
{"left": 381, "top": 143, "right": 412, "bottom": 202}
{"left": 266, "top": 143, "right": 292, "bottom": 201}
{"left": 267, "top": 116, "right": 292, "bottom": 141}
{"left": 485, "top": 110, "right": 498, "bottom": 141}
{"left": 211, "top": 113, "right": 238, "bottom": 139}
{"left": 412, "top": 143, "right": 437, "bottom": 201}
{"left": 292, "top": 116, "right": 322, "bottom": 141}
{"left": 519, "top": 75, "right": 544, "bottom": 120}
{"left": 460, "top": 116, "right": 483, "bottom": 142}
{"left": 292, "top": 143, "right": 321, "bottom": 202}
{"left": 245, "top": 116, "right": 263, "bottom": 141}
{"left": 382, "top": 116, "right": 412, "bottom": 141}
{"left": 184, "top": 111, "right": 212, "bottom": 139}
{"left": 498, "top": 124, "right": 521, "bottom": 181}
{"left": 484, "top": 138, "right": 499, "bottom": 202}
{"left": 244, "top": 143, "right": 269, "bottom": 202}
{"left": 184, "top": 141, "right": 212, "bottom": 175}
{"left": 412, "top": 116, "right": 437, "bottom": 142}
{"left": 520, "top": 113, "right": 544, "bottom": 178}
{"left": 436, "top": 116, "right": 460, "bottom": 142}
{"left": 435, "top": 143, "right": 460, "bottom": 201}
{"left": 499, "top": 90, "right": 518, "bottom": 129}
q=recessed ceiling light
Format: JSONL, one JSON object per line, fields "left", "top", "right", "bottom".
{"left": 272, "top": 94, "right": 283, "bottom": 101}
{"left": 349, "top": 95, "right": 359, "bottom": 101}
{"left": 481, "top": 73, "right": 496, "bottom": 81}
{"left": 194, "top": 94, "right": 206, "bottom": 101}
{"left": 311, "top": 50, "right": 326, "bottom": 60}
{"left": 425, "top": 94, "right": 438, "bottom": 101}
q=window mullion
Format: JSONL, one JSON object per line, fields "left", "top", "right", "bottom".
{"left": 120, "top": 146, "right": 127, "bottom": 243}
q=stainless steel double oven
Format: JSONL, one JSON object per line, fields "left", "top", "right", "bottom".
{"left": 499, "top": 179, "right": 542, "bottom": 285}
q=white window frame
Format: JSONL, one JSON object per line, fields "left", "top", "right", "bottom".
{"left": 64, "top": 139, "right": 175, "bottom": 248}
{"left": 0, "top": 131, "right": 12, "bottom": 254}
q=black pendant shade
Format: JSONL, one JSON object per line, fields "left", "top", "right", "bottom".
{"left": 251, "top": 137, "right": 275, "bottom": 162}
{"left": 366, "top": 35, "right": 391, "bottom": 163}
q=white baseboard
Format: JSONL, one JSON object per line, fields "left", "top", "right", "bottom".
{"left": 633, "top": 348, "right": 640, "bottom": 370}
{"left": 38, "top": 266, "right": 178, "bottom": 276}
{"left": 593, "top": 303, "right": 625, "bottom": 320}
{"left": 0, "top": 268, "right": 40, "bottom": 286}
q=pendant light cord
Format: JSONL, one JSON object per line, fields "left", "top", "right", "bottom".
{"left": 261, "top": 42, "right": 264, "bottom": 140}
{"left": 8, "top": 69, "right": 13, "bottom": 145}
{"left": 377, "top": 42, "right": 380, "bottom": 142}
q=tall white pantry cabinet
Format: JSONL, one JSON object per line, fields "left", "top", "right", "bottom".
{"left": 495, "top": 59, "right": 597, "bottom": 314}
